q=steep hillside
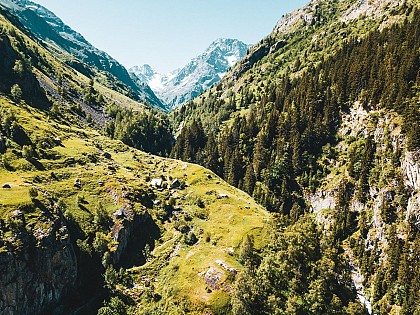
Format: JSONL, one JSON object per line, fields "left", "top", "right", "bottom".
{"left": 0, "top": 6, "right": 270, "bottom": 315}
{"left": 0, "top": 96, "right": 268, "bottom": 314}
{"left": 171, "top": 0, "right": 420, "bottom": 314}
{"left": 0, "top": 0, "right": 166, "bottom": 110}
{"left": 0, "top": 4, "right": 173, "bottom": 156}
{"left": 130, "top": 38, "right": 249, "bottom": 110}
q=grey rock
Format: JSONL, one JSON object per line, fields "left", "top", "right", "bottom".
{"left": 204, "top": 267, "right": 223, "bottom": 291}
{"left": 73, "top": 178, "right": 81, "bottom": 188}
{"left": 11, "top": 210, "right": 23, "bottom": 217}
{"left": 150, "top": 178, "right": 163, "bottom": 188}
{"left": 113, "top": 207, "right": 132, "bottom": 220}
{"left": 0, "top": 213, "right": 77, "bottom": 315}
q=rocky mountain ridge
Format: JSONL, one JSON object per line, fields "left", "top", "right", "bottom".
{"left": 0, "top": 0, "right": 165, "bottom": 110}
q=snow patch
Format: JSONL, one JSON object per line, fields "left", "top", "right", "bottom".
{"left": 226, "top": 55, "right": 238, "bottom": 67}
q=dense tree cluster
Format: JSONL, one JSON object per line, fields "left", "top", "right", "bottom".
{"left": 232, "top": 215, "right": 367, "bottom": 315}
{"left": 170, "top": 9, "right": 420, "bottom": 315}
{"left": 104, "top": 103, "right": 173, "bottom": 156}
{"left": 83, "top": 79, "right": 105, "bottom": 106}
{"left": 171, "top": 9, "right": 420, "bottom": 214}
{"left": 0, "top": 19, "right": 51, "bottom": 108}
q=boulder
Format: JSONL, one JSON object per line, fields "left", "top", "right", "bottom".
{"left": 11, "top": 210, "right": 23, "bottom": 217}
{"left": 204, "top": 267, "right": 223, "bottom": 290}
{"left": 269, "top": 40, "right": 287, "bottom": 53}
{"left": 113, "top": 207, "right": 132, "bottom": 220}
{"left": 218, "top": 193, "right": 228, "bottom": 199}
{"left": 2, "top": 183, "right": 11, "bottom": 189}
{"left": 150, "top": 178, "right": 163, "bottom": 188}
{"left": 73, "top": 178, "right": 81, "bottom": 188}
{"left": 103, "top": 152, "right": 112, "bottom": 159}
{"left": 216, "top": 259, "right": 238, "bottom": 273}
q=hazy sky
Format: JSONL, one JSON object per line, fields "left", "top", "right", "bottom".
{"left": 34, "top": 0, "right": 308, "bottom": 73}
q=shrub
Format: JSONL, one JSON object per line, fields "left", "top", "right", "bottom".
{"left": 184, "top": 231, "right": 198, "bottom": 245}
{"left": 11, "top": 84, "right": 22, "bottom": 102}
{"left": 22, "top": 145, "right": 35, "bottom": 160}
{"left": 93, "top": 231, "right": 109, "bottom": 254}
{"left": 28, "top": 187, "right": 38, "bottom": 200}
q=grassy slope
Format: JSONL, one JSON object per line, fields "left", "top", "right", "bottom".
{"left": 0, "top": 94, "right": 268, "bottom": 312}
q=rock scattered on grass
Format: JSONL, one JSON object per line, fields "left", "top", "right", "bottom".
{"left": 216, "top": 259, "right": 238, "bottom": 273}
{"left": 204, "top": 267, "right": 223, "bottom": 290}
{"left": 74, "top": 178, "right": 81, "bottom": 188}
{"left": 150, "top": 178, "right": 163, "bottom": 188}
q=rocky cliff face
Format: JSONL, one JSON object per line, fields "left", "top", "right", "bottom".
{"left": 111, "top": 208, "right": 154, "bottom": 266}
{"left": 402, "top": 151, "right": 420, "bottom": 224}
{"left": 0, "top": 30, "right": 49, "bottom": 108}
{"left": 0, "top": 212, "right": 77, "bottom": 315}
{"left": 402, "top": 151, "right": 420, "bottom": 191}
{"left": 306, "top": 98, "right": 419, "bottom": 313}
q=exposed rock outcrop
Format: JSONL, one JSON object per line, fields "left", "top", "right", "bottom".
{"left": 111, "top": 209, "right": 152, "bottom": 265}
{"left": 402, "top": 151, "right": 420, "bottom": 191}
{"left": 402, "top": 151, "right": 420, "bottom": 227}
{"left": 0, "top": 215, "right": 77, "bottom": 315}
{"left": 308, "top": 190, "right": 336, "bottom": 213}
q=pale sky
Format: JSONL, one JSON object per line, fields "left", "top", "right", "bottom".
{"left": 34, "top": 0, "right": 308, "bottom": 73}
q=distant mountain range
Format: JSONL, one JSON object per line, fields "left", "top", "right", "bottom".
{"left": 130, "top": 38, "right": 250, "bottom": 110}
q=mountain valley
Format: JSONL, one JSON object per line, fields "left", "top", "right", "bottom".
{"left": 0, "top": 0, "right": 419, "bottom": 314}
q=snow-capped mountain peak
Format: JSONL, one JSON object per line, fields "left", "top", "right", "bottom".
{"left": 130, "top": 64, "right": 157, "bottom": 82}
{"left": 130, "top": 38, "right": 250, "bottom": 110}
